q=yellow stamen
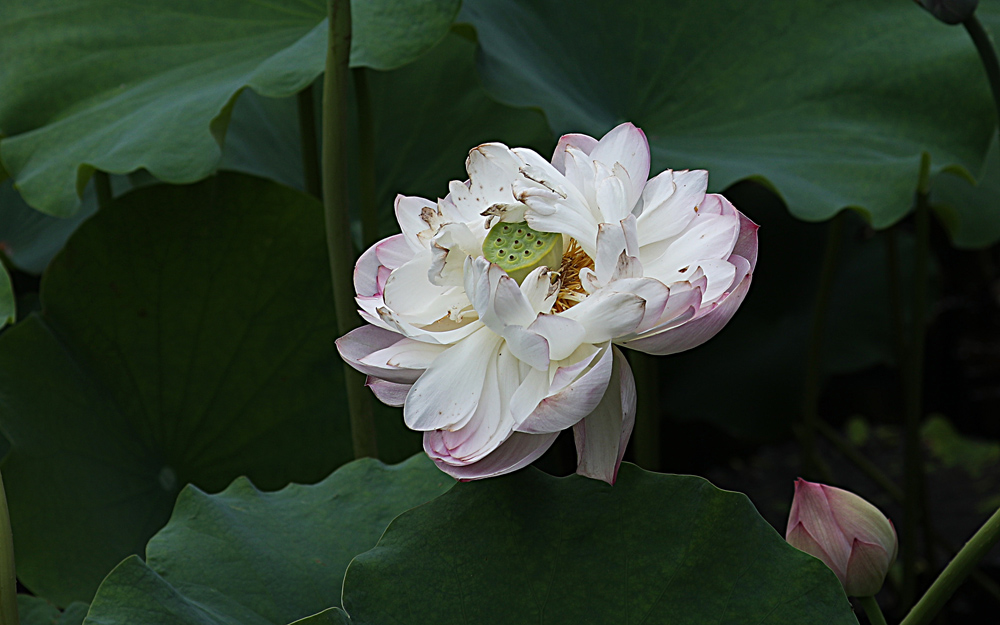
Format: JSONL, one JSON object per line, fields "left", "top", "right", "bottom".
{"left": 553, "top": 239, "right": 594, "bottom": 313}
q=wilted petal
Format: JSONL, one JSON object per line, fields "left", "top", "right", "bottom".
{"left": 572, "top": 347, "right": 635, "bottom": 484}
{"left": 384, "top": 253, "right": 470, "bottom": 326}
{"left": 395, "top": 195, "right": 437, "bottom": 252}
{"left": 425, "top": 430, "right": 559, "bottom": 480}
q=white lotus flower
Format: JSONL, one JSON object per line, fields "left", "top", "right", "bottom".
{"left": 337, "top": 123, "right": 758, "bottom": 483}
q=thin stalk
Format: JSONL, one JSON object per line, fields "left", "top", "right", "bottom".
{"left": 900, "top": 506, "right": 1000, "bottom": 625}
{"left": 323, "top": 0, "right": 378, "bottom": 459}
{"left": 798, "top": 213, "right": 845, "bottom": 479}
{"left": 965, "top": 14, "right": 1000, "bottom": 147}
{"left": 94, "top": 171, "right": 112, "bottom": 209}
{"left": 298, "top": 86, "right": 322, "bottom": 199}
{"left": 857, "top": 596, "right": 887, "bottom": 625}
{"left": 884, "top": 229, "right": 906, "bottom": 367}
{"left": 353, "top": 67, "right": 379, "bottom": 248}
{"left": 0, "top": 471, "right": 18, "bottom": 625}
{"left": 631, "top": 351, "right": 660, "bottom": 471}
{"left": 901, "top": 153, "right": 932, "bottom": 608}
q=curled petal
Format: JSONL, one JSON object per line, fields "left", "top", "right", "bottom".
{"left": 559, "top": 289, "right": 646, "bottom": 344}
{"left": 425, "top": 430, "right": 559, "bottom": 481}
{"left": 337, "top": 325, "right": 422, "bottom": 384}
{"left": 394, "top": 195, "right": 437, "bottom": 252}
{"left": 551, "top": 133, "right": 599, "bottom": 173}
{"left": 588, "top": 123, "right": 650, "bottom": 210}
{"left": 366, "top": 377, "right": 411, "bottom": 407}
{"left": 619, "top": 257, "right": 752, "bottom": 355}
{"left": 354, "top": 234, "right": 412, "bottom": 297}
{"left": 572, "top": 347, "right": 635, "bottom": 484}
{"left": 731, "top": 204, "right": 759, "bottom": 271}
{"left": 636, "top": 170, "right": 707, "bottom": 246}
{"left": 517, "top": 343, "right": 614, "bottom": 434}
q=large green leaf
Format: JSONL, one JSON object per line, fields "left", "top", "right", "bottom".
{"left": 82, "top": 461, "right": 854, "bottom": 624}
{"left": 81, "top": 456, "right": 451, "bottom": 625}
{"left": 460, "top": 0, "right": 994, "bottom": 231}
{"left": 933, "top": 136, "right": 1000, "bottom": 249}
{"left": 17, "top": 596, "right": 88, "bottom": 625}
{"left": 0, "top": 173, "right": 421, "bottom": 605}
{"left": 216, "top": 30, "right": 552, "bottom": 239}
{"left": 341, "top": 464, "right": 856, "bottom": 624}
{"left": 0, "top": 179, "right": 97, "bottom": 274}
{"left": 0, "top": 0, "right": 459, "bottom": 217}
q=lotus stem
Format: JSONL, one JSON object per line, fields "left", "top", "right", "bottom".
{"left": 798, "top": 213, "right": 844, "bottom": 480}
{"left": 901, "top": 153, "right": 931, "bottom": 607}
{"left": 323, "top": 0, "right": 378, "bottom": 459}
{"left": 900, "top": 506, "right": 1000, "bottom": 625}
{"left": 353, "top": 67, "right": 379, "bottom": 248}
{"left": 0, "top": 470, "right": 19, "bottom": 625}
{"left": 964, "top": 14, "right": 1000, "bottom": 171}
{"left": 94, "top": 171, "right": 112, "bottom": 209}
{"left": 298, "top": 85, "right": 322, "bottom": 199}
{"left": 857, "top": 596, "right": 888, "bottom": 625}
{"left": 631, "top": 351, "right": 661, "bottom": 471}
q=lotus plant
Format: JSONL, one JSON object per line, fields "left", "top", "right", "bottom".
{"left": 786, "top": 478, "right": 899, "bottom": 597}
{"left": 337, "top": 123, "right": 758, "bottom": 483}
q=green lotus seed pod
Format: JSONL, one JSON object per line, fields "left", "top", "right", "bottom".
{"left": 482, "top": 221, "right": 563, "bottom": 283}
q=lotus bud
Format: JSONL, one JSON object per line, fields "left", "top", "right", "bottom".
{"left": 915, "top": 0, "right": 978, "bottom": 25}
{"left": 785, "top": 479, "right": 898, "bottom": 597}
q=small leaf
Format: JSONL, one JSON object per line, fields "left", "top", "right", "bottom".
{"left": 17, "top": 596, "right": 88, "bottom": 625}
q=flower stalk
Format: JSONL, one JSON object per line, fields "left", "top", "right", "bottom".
{"left": 901, "top": 153, "right": 932, "bottom": 607}
{"left": 94, "top": 171, "right": 113, "bottom": 209}
{"left": 900, "top": 505, "right": 1000, "bottom": 625}
{"left": 798, "top": 213, "right": 844, "bottom": 480}
{"left": 353, "top": 67, "right": 379, "bottom": 248}
{"left": 857, "top": 596, "right": 888, "bottom": 625}
{"left": 0, "top": 470, "right": 18, "bottom": 625}
{"left": 297, "top": 85, "right": 322, "bottom": 199}
{"left": 323, "top": 0, "right": 378, "bottom": 459}
{"left": 964, "top": 14, "right": 1000, "bottom": 157}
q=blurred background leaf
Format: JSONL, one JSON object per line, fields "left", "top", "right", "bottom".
{"left": 0, "top": 0, "right": 459, "bottom": 216}
{"left": 459, "top": 0, "right": 996, "bottom": 237}
{"left": 0, "top": 173, "right": 420, "bottom": 605}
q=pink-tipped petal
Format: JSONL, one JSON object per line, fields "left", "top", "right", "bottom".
{"left": 552, "top": 133, "right": 599, "bottom": 173}
{"left": 572, "top": 347, "right": 635, "bottom": 484}
{"left": 786, "top": 522, "right": 847, "bottom": 585}
{"left": 366, "top": 377, "right": 411, "bottom": 407}
{"left": 844, "top": 539, "right": 893, "bottom": 597}
{"left": 425, "top": 430, "right": 559, "bottom": 481}
{"left": 336, "top": 325, "right": 413, "bottom": 382}
{"left": 620, "top": 262, "right": 752, "bottom": 356}
{"left": 517, "top": 343, "right": 614, "bottom": 434}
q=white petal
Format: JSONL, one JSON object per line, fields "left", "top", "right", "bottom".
{"left": 558, "top": 289, "right": 645, "bottom": 343}
{"left": 636, "top": 169, "right": 707, "bottom": 246}
{"left": 394, "top": 195, "right": 437, "bottom": 252}
{"left": 604, "top": 277, "right": 671, "bottom": 335}
{"left": 508, "top": 366, "right": 551, "bottom": 425}
{"left": 595, "top": 215, "right": 641, "bottom": 284}
{"left": 383, "top": 252, "right": 470, "bottom": 326}
{"left": 359, "top": 338, "right": 447, "bottom": 381}
{"left": 366, "top": 377, "right": 410, "bottom": 407}
{"left": 588, "top": 123, "right": 649, "bottom": 210}
{"left": 519, "top": 266, "right": 559, "bottom": 314}
{"left": 428, "top": 223, "right": 478, "bottom": 287}
{"left": 697, "top": 258, "right": 738, "bottom": 304}
{"left": 573, "top": 347, "right": 636, "bottom": 484}
{"left": 527, "top": 313, "right": 585, "bottom": 361}
{"left": 404, "top": 327, "right": 502, "bottom": 431}
{"left": 425, "top": 430, "right": 558, "bottom": 480}
{"left": 595, "top": 164, "right": 631, "bottom": 224}
{"left": 337, "top": 325, "right": 415, "bottom": 384}
{"left": 464, "top": 256, "right": 535, "bottom": 332}
{"left": 640, "top": 212, "right": 739, "bottom": 285}
{"left": 502, "top": 325, "right": 550, "bottom": 370}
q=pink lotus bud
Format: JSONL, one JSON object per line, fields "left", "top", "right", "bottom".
{"left": 785, "top": 479, "right": 898, "bottom": 597}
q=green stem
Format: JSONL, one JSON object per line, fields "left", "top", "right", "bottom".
{"left": 884, "top": 229, "right": 905, "bottom": 367}
{"left": 901, "top": 153, "right": 932, "bottom": 607}
{"left": 964, "top": 14, "right": 1000, "bottom": 139}
{"left": 94, "top": 171, "right": 112, "bottom": 209}
{"left": 353, "top": 67, "right": 379, "bottom": 248}
{"left": 901, "top": 506, "right": 1000, "bottom": 625}
{"left": 631, "top": 351, "right": 660, "bottom": 471}
{"left": 0, "top": 470, "right": 19, "bottom": 625}
{"left": 857, "top": 596, "right": 887, "bottom": 625}
{"left": 797, "top": 213, "right": 844, "bottom": 480}
{"left": 323, "top": 0, "right": 378, "bottom": 459}
{"left": 298, "top": 86, "right": 322, "bottom": 199}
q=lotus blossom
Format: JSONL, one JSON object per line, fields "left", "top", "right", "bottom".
{"left": 786, "top": 479, "right": 898, "bottom": 597}
{"left": 337, "top": 123, "right": 757, "bottom": 483}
